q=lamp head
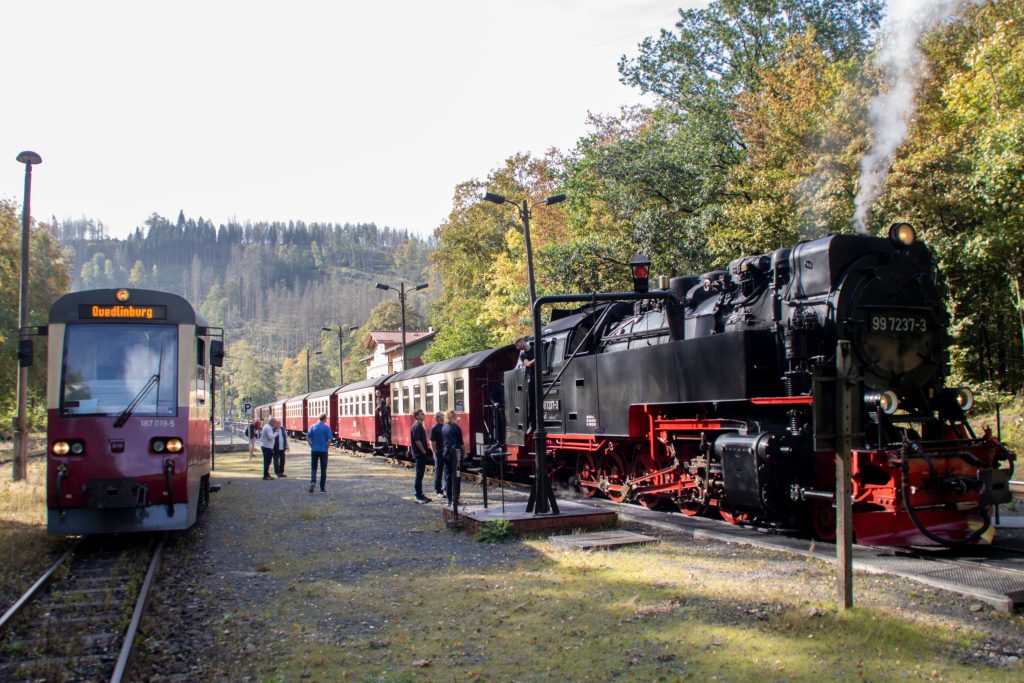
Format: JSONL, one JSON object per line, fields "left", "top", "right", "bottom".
{"left": 414, "top": 283, "right": 429, "bottom": 291}
{"left": 375, "top": 283, "right": 391, "bottom": 291}
{"left": 630, "top": 254, "right": 651, "bottom": 293}
{"left": 482, "top": 191, "right": 506, "bottom": 205}
{"left": 16, "top": 151, "right": 42, "bottom": 165}
{"left": 545, "top": 194, "right": 566, "bottom": 205}
{"left": 321, "top": 327, "right": 332, "bottom": 332}
{"left": 349, "top": 325, "right": 359, "bottom": 331}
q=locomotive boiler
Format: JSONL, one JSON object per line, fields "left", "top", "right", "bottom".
{"left": 504, "top": 225, "right": 1015, "bottom": 546}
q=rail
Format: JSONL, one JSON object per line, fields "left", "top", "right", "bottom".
{"left": 1011, "top": 480, "right": 1024, "bottom": 500}
{"left": 0, "top": 535, "right": 165, "bottom": 682}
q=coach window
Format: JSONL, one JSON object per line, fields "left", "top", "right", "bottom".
{"left": 454, "top": 377, "right": 465, "bottom": 412}
{"left": 413, "top": 384, "right": 421, "bottom": 412}
{"left": 425, "top": 383, "right": 434, "bottom": 412}
{"left": 439, "top": 380, "right": 449, "bottom": 412}
{"left": 400, "top": 386, "right": 409, "bottom": 414}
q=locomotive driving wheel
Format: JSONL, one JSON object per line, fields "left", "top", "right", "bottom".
{"left": 603, "top": 451, "right": 630, "bottom": 503}
{"left": 810, "top": 500, "right": 837, "bottom": 542}
{"left": 575, "top": 452, "right": 600, "bottom": 498}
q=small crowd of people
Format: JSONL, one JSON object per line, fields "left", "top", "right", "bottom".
{"left": 241, "top": 406, "right": 467, "bottom": 504}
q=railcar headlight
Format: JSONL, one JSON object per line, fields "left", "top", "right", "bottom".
{"left": 864, "top": 390, "right": 899, "bottom": 415}
{"left": 888, "top": 222, "right": 916, "bottom": 246}
{"left": 52, "top": 441, "right": 70, "bottom": 455}
{"left": 152, "top": 439, "right": 166, "bottom": 453}
{"left": 955, "top": 387, "right": 974, "bottom": 412}
{"left": 70, "top": 442, "right": 85, "bottom": 455}
{"left": 165, "top": 438, "right": 183, "bottom": 453}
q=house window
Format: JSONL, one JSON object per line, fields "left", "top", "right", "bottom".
{"left": 439, "top": 380, "right": 449, "bottom": 412}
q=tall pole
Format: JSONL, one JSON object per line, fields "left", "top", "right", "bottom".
{"left": 399, "top": 283, "right": 408, "bottom": 372}
{"left": 13, "top": 151, "right": 41, "bottom": 482}
{"left": 835, "top": 340, "right": 855, "bottom": 610}
{"left": 338, "top": 328, "right": 345, "bottom": 385}
{"left": 305, "top": 348, "right": 311, "bottom": 393}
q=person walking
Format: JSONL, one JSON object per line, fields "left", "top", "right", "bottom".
{"left": 429, "top": 411, "right": 445, "bottom": 497}
{"left": 441, "top": 409, "right": 464, "bottom": 505}
{"left": 410, "top": 409, "right": 432, "bottom": 503}
{"left": 307, "top": 413, "right": 334, "bottom": 493}
{"left": 248, "top": 418, "right": 261, "bottom": 461}
{"left": 259, "top": 417, "right": 280, "bottom": 480}
{"left": 273, "top": 421, "right": 289, "bottom": 477}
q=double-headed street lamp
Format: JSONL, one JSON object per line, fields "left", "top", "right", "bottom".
{"left": 374, "top": 281, "right": 428, "bottom": 372}
{"left": 306, "top": 349, "right": 322, "bottom": 393}
{"left": 322, "top": 325, "right": 360, "bottom": 386}
{"left": 12, "top": 151, "right": 42, "bottom": 482}
{"left": 482, "top": 190, "right": 566, "bottom": 515}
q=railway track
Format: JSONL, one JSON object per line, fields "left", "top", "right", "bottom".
{"left": 0, "top": 534, "right": 165, "bottom": 682}
{"left": 1012, "top": 479, "right": 1024, "bottom": 500}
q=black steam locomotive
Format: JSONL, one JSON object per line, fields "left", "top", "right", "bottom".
{"left": 504, "top": 225, "right": 1015, "bottom": 546}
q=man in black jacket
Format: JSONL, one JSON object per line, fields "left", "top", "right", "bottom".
{"left": 410, "top": 409, "right": 432, "bottom": 504}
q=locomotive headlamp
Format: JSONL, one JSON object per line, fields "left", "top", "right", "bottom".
{"left": 888, "top": 222, "right": 916, "bottom": 246}
{"left": 165, "top": 438, "right": 183, "bottom": 453}
{"left": 152, "top": 439, "right": 166, "bottom": 453}
{"left": 70, "top": 442, "right": 85, "bottom": 455}
{"left": 52, "top": 441, "right": 70, "bottom": 455}
{"left": 865, "top": 390, "right": 900, "bottom": 415}
{"left": 955, "top": 387, "right": 974, "bottom": 411}
{"left": 630, "top": 254, "right": 651, "bottom": 293}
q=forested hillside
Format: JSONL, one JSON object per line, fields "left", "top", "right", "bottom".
{"left": 55, "top": 211, "right": 434, "bottom": 409}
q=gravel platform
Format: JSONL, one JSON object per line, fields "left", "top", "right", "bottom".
{"left": 128, "top": 446, "right": 1024, "bottom": 680}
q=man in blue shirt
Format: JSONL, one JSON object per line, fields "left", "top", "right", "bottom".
{"left": 307, "top": 413, "right": 335, "bottom": 493}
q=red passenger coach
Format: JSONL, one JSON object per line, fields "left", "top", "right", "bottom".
{"left": 284, "top": 393, "right": 312, "bottom": 437}
{"left": 388, "top": 347, "right": 517, "bottom": 458}
{"left": 305, "top": 386, "right": 341, "bottom": 435}
{"left": 335, "top": 376, "right": 391, "bottom": 451}
{"left": 45, "top": 289, "right": 223, "bottom": 535}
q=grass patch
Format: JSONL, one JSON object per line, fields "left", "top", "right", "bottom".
{"left": 474, "top": 519, "right": 515, "bottom": 543}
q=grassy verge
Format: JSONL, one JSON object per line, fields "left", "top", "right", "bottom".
{"left": 0, "top": 458, "right": 71, "bottom": 607}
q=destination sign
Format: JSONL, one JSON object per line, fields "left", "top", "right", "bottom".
{"left": 79, "top": 304, "right": 168, "bottom": 320}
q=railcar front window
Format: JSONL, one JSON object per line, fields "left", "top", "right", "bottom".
{"left": 61, "top": 324, "right": 178, "bottom": 417}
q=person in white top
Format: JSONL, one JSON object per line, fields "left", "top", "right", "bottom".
{"left": 259, "top": 417, "right": 282, "bottom": 480}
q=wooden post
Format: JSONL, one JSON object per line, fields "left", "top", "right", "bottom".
{"left": 835, "top": 340, "right": 855, "bottom": 610}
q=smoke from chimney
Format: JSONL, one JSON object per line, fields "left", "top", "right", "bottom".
{"left": 851, "top": 0, "right": 977, "bottom": 233}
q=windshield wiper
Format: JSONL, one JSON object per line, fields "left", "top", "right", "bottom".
{"left": 114, "top": 374, "right": 160, "bottom": 428}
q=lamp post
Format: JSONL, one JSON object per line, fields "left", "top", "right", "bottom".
{"left": 12, "top": 151, "right": 42, "bottom": 482}
{"left": 305, "top": 349, "right": 323, "bottom": 393}
{"left": 374, "top": 281, "right": 428, "bottom": 372}
{"left": 322, "top": 324, "right": 359, "bottom": 385}
{"left": 482, "top": 190, "right": 566, "bottom": 515}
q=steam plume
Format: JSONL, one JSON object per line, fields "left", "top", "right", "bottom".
{"left": 852, "top": 0, "right": 976, "bottom": 233}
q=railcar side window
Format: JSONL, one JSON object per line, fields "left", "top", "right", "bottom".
{"left": 402, "top": 386, "right": 410, "bottom": 414}
{"left": 425, "top": 383, "right": 434, "bottom": 412}
{"left": 392, "top": 387, "right": 399, "bottom": 411}
{"left": 61, "top": 323, "right": 179, "bottom": 417}
{"left": 454, "top": 377, "right": 464, "bottom": 412}
{"left": 413, "top": 384, "right": 421, "bottom": 412}
{"left": 439, "top": 380, "right": 449, "bottom": 412}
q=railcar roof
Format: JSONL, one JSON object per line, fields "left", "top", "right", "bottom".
{"left": 338, "top": 375, "right": 393, "bottom": 393}
{"left": 306, "top": 386, "right": 343, "bottom": 399}
{"left": 389, "top": 345, "right": 515, "bottom": 382}
{"left": 284, "top": 392, "right": 315, "bottom": 405}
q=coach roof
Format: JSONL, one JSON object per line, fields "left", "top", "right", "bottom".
{"left": 389, "top": 345, "right": 515, "bottom": 383}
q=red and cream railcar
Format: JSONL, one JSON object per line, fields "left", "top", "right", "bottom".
{"left": 283, "top": 393, "right": 312, "bottom": 437}
{"left": 254, "top": 403, "right": 272, "bottom": 424}
{"left": 305, "top": 386, "right": 341, "bottom": 436}
{"left": 335, "top": 375, "right": 391, "bottom": 451}
{"left": 45, "top": 288, "right": 223, "bottom": 534}
{"left": 387, "top": 347, "right": 517, "bottom": 458}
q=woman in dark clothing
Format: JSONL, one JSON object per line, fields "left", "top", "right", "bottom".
{"left": 440, "top": 409, "right": 464, "bottom": 505}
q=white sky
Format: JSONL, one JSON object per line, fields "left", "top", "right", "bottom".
{"left": 1, "top": 0, "right": 699, "bottom": 239}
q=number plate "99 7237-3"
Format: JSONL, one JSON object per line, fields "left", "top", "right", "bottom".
{"left": 869, "top": 315, "right": 928, "bottom": 333}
